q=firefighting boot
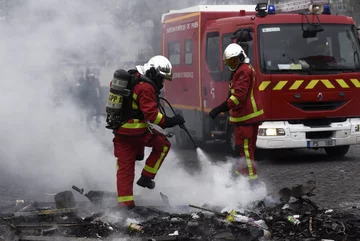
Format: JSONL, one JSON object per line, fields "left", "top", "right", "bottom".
{"left": 136, "top": 175, "right": 155, "bottom": 189}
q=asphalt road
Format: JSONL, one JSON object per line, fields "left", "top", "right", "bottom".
{"left": 1, "top": 128, "right": 360, "bottom": 214}
{"left": 170, "top": 140, "right": 360, "bottom": 213}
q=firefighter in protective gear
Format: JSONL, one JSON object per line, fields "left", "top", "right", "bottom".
{"left": 209, "top": 43, "right": 264, "bottom": 181}
{"left": 113, "top": 55, "right": 185, "bottom": 209}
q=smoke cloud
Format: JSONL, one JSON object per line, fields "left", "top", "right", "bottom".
{"left": 0, "top": 0, "right": 131, "bottom": 197}
{"left": 0, "top": 0, "right": 266, "bottom": 209}
{"left": 132, "top": 147, "right": 267, "bottom": 210}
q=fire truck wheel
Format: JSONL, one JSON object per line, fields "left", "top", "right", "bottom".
{"left": 174, "top": 125, "right": 193, "bottom": 150}
{"left": 324, "top": 145, "right": 350, "bottom": 157}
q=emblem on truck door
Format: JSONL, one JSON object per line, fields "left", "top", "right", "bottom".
{"left": 317, "top": 92, "right": 323, "bottom": 101}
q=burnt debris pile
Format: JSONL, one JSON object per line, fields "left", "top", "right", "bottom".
{"left": 1, "top": 181, "right": 360, "bottom": 241}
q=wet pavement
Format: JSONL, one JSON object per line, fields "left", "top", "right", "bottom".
{"left": 0, "top": 138, "right": 360, "bottom": 211}
{"left": 1, "top": 139, "right": 360, "bottom": 213}
{"left": 170, "top": 140, "right": 360, "bottom": 214}
{"left": 1, "top": 133, "right": 360, "bottom": 240}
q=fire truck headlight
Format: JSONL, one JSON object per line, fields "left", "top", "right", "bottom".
{"left": 258, "top": 128, "right": 286, "bottom": 136}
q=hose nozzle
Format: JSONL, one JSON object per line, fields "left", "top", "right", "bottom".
{"left": 179, "top": 124, "right": 197, "bottom": 149}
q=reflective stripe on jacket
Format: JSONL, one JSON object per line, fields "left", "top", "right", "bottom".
{"left": 115, "top": 81, "right": 165, "bottom": 136}
{"left": 227, "top": 64, "right": 264, "bottom": 125}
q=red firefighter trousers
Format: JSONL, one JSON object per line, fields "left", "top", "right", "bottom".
{"left": 113, "top": 129, "right": 171, "bottom": 207}
{"left": 234, "top": 124, "right": 259, "bottom": 180}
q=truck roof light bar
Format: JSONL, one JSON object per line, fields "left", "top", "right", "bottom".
{"left": 268, "top": 5, "right": 276, "bottom": 14}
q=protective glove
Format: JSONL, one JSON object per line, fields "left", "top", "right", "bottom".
{"left": 209, "top": 101, "right": 230, "bottom": 119}
{"left": 162, "top": 114, "right": 185, "bottom": 129}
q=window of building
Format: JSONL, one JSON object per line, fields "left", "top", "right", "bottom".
{"left": 206, "top": 32, "right": 220, "bottom": 71}
{"left": 168, "top": 41, "right": 180, "bottom": 65}
{"left": 185, "top": 39, "right": 193, "bottom": 65}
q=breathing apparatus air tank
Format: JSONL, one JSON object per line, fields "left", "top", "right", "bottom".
{"left": 105, "top": 69, "right": 131, "bottom": 130}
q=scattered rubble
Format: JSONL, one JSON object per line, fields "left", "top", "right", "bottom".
{"left": 1, "top": 180, "right": 360, "bottom": 241}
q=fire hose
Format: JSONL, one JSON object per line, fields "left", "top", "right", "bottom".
{"left": 159, "top": 97, "right": 197, "bottom": 149}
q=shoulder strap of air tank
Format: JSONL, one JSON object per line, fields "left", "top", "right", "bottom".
{"left": 128, "top": 71, "right": 160, "bottom": 109}
{"left": 129, "top": 71, "right": 159, "bottom": 94}
{"left": 139, "top": 75, "right": 159, "bottom": 93}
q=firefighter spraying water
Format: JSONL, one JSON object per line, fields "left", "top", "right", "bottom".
{"left": 104, "top": 55, "right": 199, "bottom": 210}
{"left": 156, "top": 96, "right": 209, "bottom": 162}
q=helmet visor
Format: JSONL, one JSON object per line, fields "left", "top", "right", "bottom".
{"left": 224, "top": 57, "right": 240, "bottom": 71}
{"left": 158, "top": 66, "right": 173, "bottom": 81}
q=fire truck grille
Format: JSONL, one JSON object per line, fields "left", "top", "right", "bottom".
{"left": 290, "top": 101, "right": 347, "bottom": 111}
{"left": 288, "top": 118, "right": 347, "bottom": 127}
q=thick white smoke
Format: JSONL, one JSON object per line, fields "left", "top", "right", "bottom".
{"left": 0, "top": 0, "right": 267, "bottom": 209}
{"left": 0, "top": 0, "right": 138, "bottom": 196}
{"left": 132, "top": 146, "right": 267, "bottom": 210}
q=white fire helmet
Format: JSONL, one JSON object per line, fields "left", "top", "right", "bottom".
{"left": 135, "top": 65, "right": 145, "bottom": 75}
{"left": 143, "top": 55, "right": 173, "bottom": 81}
{"left": 223, "top": 43, "right": 250, "bottom": 71}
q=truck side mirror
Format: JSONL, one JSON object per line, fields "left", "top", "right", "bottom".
{"left": 232, "top": 28, "right": 253, "bottom": 43}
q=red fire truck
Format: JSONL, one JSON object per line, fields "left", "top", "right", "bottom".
{"left": 161, "top": 0, "right": 360, "bottom": 157}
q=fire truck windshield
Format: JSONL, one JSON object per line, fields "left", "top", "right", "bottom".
{"left": 258, "top": 24, "right": 360, "bottom": 73}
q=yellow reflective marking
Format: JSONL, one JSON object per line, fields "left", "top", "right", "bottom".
{"left": 244, "top": 138, "right": 257, "bottom": 180}
{"left": 132, "top": 100, "right": 138, "bottom": 109}
{"left": 273, "top": 81, "right": 288, "bottom": 90}
{"left": 144, "top": 146, "right": 169, "bottom": 174}
{"left": 229, "top": 109, "right": 264, "bottom": 122}
{"left": 229, "top": 73, "right": 264, "bottom": 124}
{"left": 122, "top": 121, "right": 148, "bottom": 129}
{"left": 350, "top": 79, "right": 360, "bottom": 88}
{"left": 250, "top": 79, "right": 258, "bottom": 112}
{"left": 118, "top": 196, "right": 134, "bottom": 202}
{"left": 249, "top": 174, "right": 258, "bottom": 180}
{"left": 305, "top": 80, "right": 319, "bottom": 89}
{"left": 164, "top": 12, "right": 200, "bottom": 23}
{"left": 108, "top": 93, "right": 123, "bottom": 104}
{"left": 230, "top": 95, "right": 240, "bottom": 105}
{"left": 231, "top": 89, "right": 235, "bottom": 94}
{"left": 320, "top": 79, "right": 335, "bottom": 89}
{"left": 289, "top": 80, "right": 304, "bottom": 90}
{"left": 248, "top": 65, "right": 255, "bottom": 72}
{"left": 336, "top": 79, "right": 350, "bottom": 88}
{"left": 153, "top": 112, "right": 163, "bottom": 125}
{"left": 131, "top": 93, "right": 138, "bottom": 109}
{"left": 259, "top": 81, "right": 271, "bottom": 91}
